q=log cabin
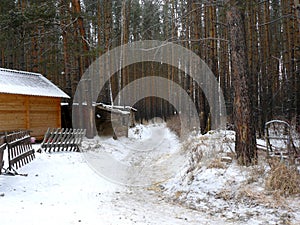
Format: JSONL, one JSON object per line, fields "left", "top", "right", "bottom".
{"left": 0, "top": 68, "right": 69, "bottom": 140}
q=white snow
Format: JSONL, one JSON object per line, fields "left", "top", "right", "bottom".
{"left": 0, "top": 123, "right": 299, "bottom": 225}
{"left": 81, "top": 123, "right": 186, "bottom": 186}
{"left": 0, "top": 67, "right": 69, "bottom": 98}
{"left": 163, "top": 130, "right": 300, "bottom": 225}
{"left": 95, "top": 102, "right": 136, "bottom": 115}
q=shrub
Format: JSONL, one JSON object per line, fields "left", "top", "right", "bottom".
{"left": 265, "top": 159, "right": 300, "bottom": 196}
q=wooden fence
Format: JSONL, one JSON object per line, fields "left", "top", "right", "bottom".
{"left": 0, "top": 135, "right": 6, "bottom": 174}
{"left": 6, "top": 130, "right": 35, "bottom": 173}
{"left": 40, "top": 128, "right": 86, "bottom": 152}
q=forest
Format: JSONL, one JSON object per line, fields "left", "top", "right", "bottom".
{"left": 0, "top": 0, "right": 299, "bottom": 162}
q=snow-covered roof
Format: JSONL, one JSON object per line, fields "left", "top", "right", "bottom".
{"left": 0, "top": 68, "right": 69, "bottom": 98}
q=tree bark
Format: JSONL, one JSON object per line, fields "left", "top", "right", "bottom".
{"left": 296, "top": 0, "right": 300, "bottom": 31}
{"left": 227, "top": 0, "right": 257, "bottom": 166}
{"left": 71, "top": 0, "right": 90, "bottom": 76}
{"left": 295, "top": 0, "right": 300, "bottom": 132}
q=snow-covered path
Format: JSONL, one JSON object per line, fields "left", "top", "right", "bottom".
{"left": 102, "top": 187, "right": 226, "bottom": 225}
{"left": 0, "top": 150, "right": 226, "bottom": 225}
{"left": 82, "top": 123, "right": 187, "bottom": 186}
{"left": 0, "top": 123, "right": 230, "bottom": 225}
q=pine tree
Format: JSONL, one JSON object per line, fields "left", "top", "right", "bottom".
{"left": 226, "top": 0, "right": 257, "bottom": 166}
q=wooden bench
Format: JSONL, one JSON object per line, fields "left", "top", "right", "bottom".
{"left": 40, "top": 128, "right": 86, "bottom": 152}
{"left": 6, "top": 130, "right": 35, "bottom": 173}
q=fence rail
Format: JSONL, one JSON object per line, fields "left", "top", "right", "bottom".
{"left": 40, "top": 128, "right": 86, "bottom": 152}
{"left": 6, "top": 130, "right": 35, "bottom": 172}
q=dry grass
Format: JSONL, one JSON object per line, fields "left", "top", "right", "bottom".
{"left": 265, "top": 158, "right": 300, "bottom": 196}
{"left": 235, "top": 186, "right": 287, "bottom": 208}
{"left": 184, "top": 142, "right": 203, "bottom": 173}
{"left": 246, "top": 164, "right": 266, "bottom": 184}
{"left": 236, "top": 186, "right": 260, "bottom": 202}
{"left": 175, "top": 191, "right": 183, "bottom": 198}
{"left": 207, "top": 158, "right": 227, "bottom": 169}
{"left": 216, "top": 189, "right": 233, "bottom": 201}
{"left": 216, "top": 185, "right": 289, "bottom": 210}
{"left": 166, "top": 115, "right": 200, "bottom": 138}
{"left": 166, "top": 115, "right": 181, "bottom": 137}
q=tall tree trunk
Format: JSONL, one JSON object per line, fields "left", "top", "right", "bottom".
{"left": 246, "top": 1, "right": 259, "bottom": 136}
{"left": 296, "top": 0, "right": 300, "bottom": 31}
{"left": 218, "top": 5, "right": 230, "bottom": 128}
{"left": 59, "top": 0, "right": 73, "bottom": 129}
{"left": 191, "top": 0, "right": 207, "bottom": 133}
{"left": 104, "top": 0, "right": 113, "bottom": 104}
{"left": 72, "top": 0, "right": 94, "bottom": 137}
{"left": 72, "top": 0, "right": 90, "bottom": 72}
{"left": 31, "top": 29, "right": 39, "bottom": 72}
{"left": 120, "top": 0, "right": 131, "bottom": 106}
{"left": 295, "top": 0, "right": 300, "bottom": 132}
{"left": 97, "top": 0, "right": 103, "bottom": 56}
{"left": 60, "top": 0, "right": 71, "bottom": 96}
{"left": 227, "top": 0, "right": 257, "bottom": 166}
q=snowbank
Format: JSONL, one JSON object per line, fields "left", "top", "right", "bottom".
{"left": 163, "top": 130, "right": 300, "bottom": 225}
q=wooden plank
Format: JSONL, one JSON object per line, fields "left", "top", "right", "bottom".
{"left": 0, "top": 93, "right": 25, "bottom": 100}
{"left": 0, "top": 112, "right": 26, "bottom": 121}
{"left": 0, "top": 110, "right": 27, "bottom": 134}
{"left": 0, "top": 105, "right": 26, "bottom": 111}
{"left": 29, "top": 112, "right": 58, "bottom": 119}
{"left": 29, "top": 96, "right": 59, "bottom": 103}
{"left": 29, "top": 109, "right": 59, "bottom": 139}
{"left": 0, "top": 122, "right": 26, "bottom": 130}
{"left": 31, "top": 114, "right": 59, "bottom": 124}
{"left": 29, "top": 103, "right": 58, "bottom": 111}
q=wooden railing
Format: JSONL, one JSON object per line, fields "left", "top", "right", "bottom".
{"left": 40, "top": 128, "right": 86, "bottom": 152}
{"left": 5, "top": 130, "right": 35, "bottom": 173}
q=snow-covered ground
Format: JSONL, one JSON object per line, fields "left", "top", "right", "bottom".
{"left": 81, "top": 123, "right": 186, "bottom": 186}
{"left": 163, "top": 131, "right": 300, "bottom": 225}
{"left": 0, "top": 123, "right": 299, "bottom": 225}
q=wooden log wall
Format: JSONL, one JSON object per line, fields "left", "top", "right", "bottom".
{"left": 0, "top": 93, "right": 61, "bottom": 140}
